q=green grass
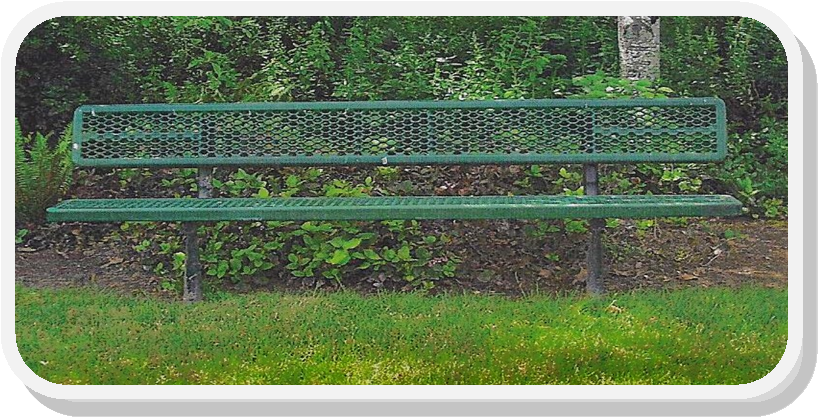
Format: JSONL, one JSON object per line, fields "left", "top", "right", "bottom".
{"left": 15, "top": 285, "right": 786, "bottom": 385}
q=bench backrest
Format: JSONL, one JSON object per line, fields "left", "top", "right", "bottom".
{"left": 72, "top": 98, "right": 726, "bottom": 168}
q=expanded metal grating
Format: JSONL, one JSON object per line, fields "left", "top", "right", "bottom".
{"left": 73, "top": 99, "right": 727, "bottom": 167}
{"left": 47, "top": 195, "right": 742, "bottom": 222}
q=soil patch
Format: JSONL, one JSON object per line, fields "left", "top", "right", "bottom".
{"left": 15, "top": 218, "right": 787, "bottom": 299}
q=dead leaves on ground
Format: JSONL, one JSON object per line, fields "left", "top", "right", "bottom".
{"left": 101, "top": 257, "right": 125, "bottom": 268}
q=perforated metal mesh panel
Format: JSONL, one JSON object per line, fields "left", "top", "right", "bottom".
{"left": 47, "top": 195, "right": 742, "bottom": 222}
{"left": 73, "top": 99, "right": 726, "bottom": 167}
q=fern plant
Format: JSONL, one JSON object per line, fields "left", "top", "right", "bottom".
{"left": 15, "top": 119, "right": 73, "bottom": 223}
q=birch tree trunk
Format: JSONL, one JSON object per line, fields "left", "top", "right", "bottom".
{"left": 618, "top": 16, "right": 660, "bottom": 81}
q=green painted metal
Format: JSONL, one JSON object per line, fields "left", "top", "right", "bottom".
{"left": 72, "top": 98, "right": 727, "bottom": 167}
{"left": 47, "top": 195, "right": 742, "bottom": 223}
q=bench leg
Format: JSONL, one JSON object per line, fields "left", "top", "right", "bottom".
{"left": 182, "top": 222, "right": 203, "bottom": 302}
{"left": 583, "top": 163, "right": 605, "bottom": 295}
{"left": 181, "top": 167, "right": 213, "bottom": 303}
{"left": 586, "top": 218, "right": 605, "bottom": 295}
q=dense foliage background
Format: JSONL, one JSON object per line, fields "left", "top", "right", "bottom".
{"left": 16, "top": 17, "right": 788, "bottom": 204}
{"left": 15, "top": 16, "right": 789, "bottom": 292}
{"left": 17, "top": 17, "right": 787, "bottom": 132}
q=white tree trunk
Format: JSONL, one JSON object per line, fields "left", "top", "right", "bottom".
{"left": 618, "top": 16, "right": 660, "bottom": 81}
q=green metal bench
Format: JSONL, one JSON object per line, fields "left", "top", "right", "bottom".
{"left": 46, "top": 98, "right": 742, "bottom": 301}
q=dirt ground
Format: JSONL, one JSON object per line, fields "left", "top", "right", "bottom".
{"left": 15, "top": 217, "right": 787, "bottom": 300}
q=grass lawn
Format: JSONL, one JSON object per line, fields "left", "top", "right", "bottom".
{"left": 15, "top": 285, "right": 786, "bottom": 385}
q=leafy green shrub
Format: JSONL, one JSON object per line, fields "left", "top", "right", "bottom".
{"left": 15, "top": 119, "right": 73, "bottom": 224}
{"left": 115, "top": 169, "right": 460, "bottom": 294}
{"left": 125, "top": 218, "right": 459, "bottom": 293}
{"left": 712, "top": 121, "right": 788, "bottom": 218}
{"left": 570, "top": 72, "right": 675, "bottom": 99}
{"left": 15, "top": 228, "right": 29, "bottom": 245}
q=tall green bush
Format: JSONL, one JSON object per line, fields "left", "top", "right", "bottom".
{"left": 15, "top": 119, "right": 73, "bottom": 224}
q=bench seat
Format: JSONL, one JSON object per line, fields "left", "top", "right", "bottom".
{"left": 47, "top": 195, "right": 742, "bottom": 223}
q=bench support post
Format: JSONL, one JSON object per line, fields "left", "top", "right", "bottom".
{"left": 182, "top": 222, "right": 202, "bottom": 302}
{"left": 583, "top": 163, "right": 605, "bottom": 295}
{"left": 182, "top": 166, "right": 214, "bottom": 303}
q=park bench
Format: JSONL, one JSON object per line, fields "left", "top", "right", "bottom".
{"left": 46, "top": 98, "right": 742, "bottom": 301}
